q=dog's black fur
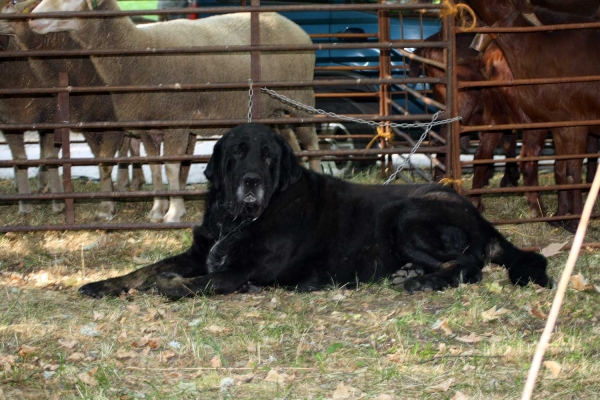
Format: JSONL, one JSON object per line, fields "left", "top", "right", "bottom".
{"left": 79, "top": 124, "right": 551, "bottom": 299}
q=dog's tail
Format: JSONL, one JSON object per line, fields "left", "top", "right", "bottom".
{"left": 487, "top": 229, "right": 552, "bottom": 288}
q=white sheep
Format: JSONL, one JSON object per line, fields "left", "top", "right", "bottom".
{"left": 30, "top": 0, "right": 320, "bottom": 223}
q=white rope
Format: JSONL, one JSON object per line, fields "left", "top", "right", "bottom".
{"left": 247, "top": 79, "right": 254, "bottom": 123}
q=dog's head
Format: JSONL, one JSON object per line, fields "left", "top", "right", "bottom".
{"left": 205, "top": 124, "right": 303, "bottom": 219}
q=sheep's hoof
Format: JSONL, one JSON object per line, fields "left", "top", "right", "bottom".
{"left": 51, "top": 201, "right": 65, "bottom": 213}
{"left": 95, "top": 204, "right": 116, "bottom": 220}
{"left": 163, "top": 211, "right": 184, "bottom": 223}
{"left": 18, "top": 202, "right": 34, "bottom": 214}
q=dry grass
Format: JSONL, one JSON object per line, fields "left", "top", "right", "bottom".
{"left": 1, "top": 169, "right": 599, "bottom": 399}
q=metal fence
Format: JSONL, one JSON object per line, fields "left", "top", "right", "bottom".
{"left": 0, "top": 0, "right": 597, "bottom": 233}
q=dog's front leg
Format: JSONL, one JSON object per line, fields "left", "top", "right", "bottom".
{"left": 156, "top": 270, "right": 251, "bottom": 299}
{"left": 79, "top": 226, "right": 216, "bottom": 298}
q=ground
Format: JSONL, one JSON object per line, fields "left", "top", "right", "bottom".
{"left": 1, "top": 171, "right": 599, "bottom": 399}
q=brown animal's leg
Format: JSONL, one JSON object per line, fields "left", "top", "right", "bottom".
{"left": 140, "top": 131, "right": 169, "bottom": 222}
{"left": 4, "top": 131, "right": 33, "bottom": 213}
{"left": 471, "top": 131, "right": 504, "bottom": 212}
{"left": 179, "top": 133, "right": 196, "bottom": 188}
{"left": 554, "top": 127, "right": 587, "bottom": 232}
{"left": 129, "top": 137, "right": 146, "bottom": 190}
{"left": 520, "top": 129, "right": 548, "bottom": 217}
{"left": 585, "top": 134, "right": 598, "bottom": 183}
{"left": 39, "top": 131, "right": 64, "bottom": 213}
{"left": 163, "top": 131, "right": 190, "bottom": 223}
{"left": 500, "top": 132, "right": 519, "bottom": 187}
{"left": 116, "top": 135, "right": 130, "bottom": 191}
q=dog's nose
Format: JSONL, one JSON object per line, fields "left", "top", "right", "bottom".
{"left": 243, "top": 173, "right": 261, "bottom": 187}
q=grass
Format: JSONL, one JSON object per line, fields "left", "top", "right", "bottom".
{"left": 118, "top": 0, "right": 159, "bottom": 21}
{"left": 1, "top": 169, "right": 599, "bottom": 399}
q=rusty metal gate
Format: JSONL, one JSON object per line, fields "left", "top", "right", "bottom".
{"left": 0, "top": 0, "right": 597, "bottom": 234}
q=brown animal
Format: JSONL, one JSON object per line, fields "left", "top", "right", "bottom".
{"left": 465, "top": 0, "right": 600, "bottom": 232}
{"left": 409, "top": 32, "right": 520, "bottom": 212}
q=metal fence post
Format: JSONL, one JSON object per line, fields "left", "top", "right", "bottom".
{"left": 57, "top": 72, "right": 75, "bottom": 224}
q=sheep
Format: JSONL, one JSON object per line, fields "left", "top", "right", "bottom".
{"left": 2, "top": 0, "right": 139, "bottom": 219}
{"left": 0, "top": 21, "right": 64, "bottom": 213}
{"left": 29, "top": 0, "right": 320, "bottom": 223}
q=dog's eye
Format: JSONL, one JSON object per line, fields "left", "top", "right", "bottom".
{"left": 233, "top": 143, "right": 247, "bottom": 157}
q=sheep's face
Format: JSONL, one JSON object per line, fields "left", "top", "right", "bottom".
{"left": 29, "top": 0, "right": 84, "bottom": 34}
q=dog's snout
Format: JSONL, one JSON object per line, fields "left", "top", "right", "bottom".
{"left": 243, "top": 173, "right": 261, "bottom": 187}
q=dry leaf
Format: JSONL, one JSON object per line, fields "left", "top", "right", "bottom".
{"left": 486, "top": 281, "right": 503, "bottom": 293}
{"left": 376, "top": 395, "right": 394, "bottom": 400}
{"left": 264, "top": 369, "right": 287, "bottom": 383}
{"left": 237, "top": 374, "right": 254, "bottom": 384}
{"left": 77, "top": 372, "right": 98, "bottom": 387}
{"left": 161, "top": 350, "right": 176, "bottom": 361}
{"left": 426, "top": 378, "right": 455, "bottom": 393}
{"left": 0, "top": 355, "right": 16, "bottom": 371}
{"left": 67, "top": 352, "right": 85, "bottom": 362}
{"left": 570, "top": 274, "right": 596, "bottom": 291}
{"left": 133, "top": 256, "right": 151, "bottom": 265}
{"left": 115, "top": 350, "right": 138, "bottom": 360}
{"left": 455, "top": 333, "right": 483, "bottom": 343}
{"left": 481, "top": 306, "right": 510, "bottom": 321}
{"left": 118, "top": 330, "right": 128, "bottom": 343}
{"left": 543, "top": 360, "right": 562, "bottom": 378}
{"left": 206, "top": 325, "right": 230, "bottom": 334}
{"left": 451, "top": 391, "right": 470, "bottom": 400}
{"left": 58, "top": 339, "right": 78, "bottom": 349}
{"left": 210, "top": 355, "right": 222, "bottom": 368}
{"left": 147, "top": 338, "right": 161, "bottom": 350}
{"left": 18, "top": 345, "right": 36, "bottom": 357}
{"left": 387, "top": 352, "right": 403, "bottom": 363}
{"left": 331, "top": 382, "right": 360, "bottom": 399}
{"left": 541, "top": 241, "right": 568, "bottom": 258}
{"left": 527, "top": 303, "right": 547, "bottom": 320}
{"left": 92, "top": 311, "right": 104, "bottom": 321}
{"left": 131, "top": 336, "right": 150, "bottom": 348}
{"left": 126, "top": 304, "right": 140, "bottom": 314}
{"left": 432, "top": 319, "right": 453, "bottom": 336}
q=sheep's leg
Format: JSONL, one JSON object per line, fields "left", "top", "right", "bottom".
{"left": 141, "top": 132, "right": 168, "bottom": 222}
{"left": 37, "top": 131, "right": 49, "bottom": 191}
{"left": 520, "top": 129, "right": 548, "bottom": 218}
{"left": 5, "top": 131, "right": 33, "bottom": 213}
{"left": 129, "top": 137, "right": 145, "bottom": 190}
{"left": 163, "top": 133, "right": 190, "bottom": 223}
{"left": 179, "top": 134, "right": 196, "bottom": 187}
{"left": 39, "top": 131, "right": 65, "bottom": 213}
{"left": 84, "top": 131, "right": 124, "bottom": 219}
{"left": 116, "top": 135, "right": 130, "bottom": 191}
{"left": 294, "top": 124, "right": 322, "bottom": 173}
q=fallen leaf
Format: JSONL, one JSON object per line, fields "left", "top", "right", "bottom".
{"left": 541, "top": 241, "right": 568, "bottom": 258}
{"left": 210, "top": 355, "right": 222, "bottom": 368}
{"left": 527, "top": 303, "right": 547, "bottom": 320}
{"left": 58, "top": 339, "right": 78, "bottom": 349}
{"left": 331, "top": 382, "right": 360, "bottom": 399}
{"left": 570, "top": 274, "right": 596, "bottom": 291}
{"left": 0, "top": 355, "right": 16, "bottom": 371}
{"left": 118, "top": 330, "right": 128, "bottom": 343}
{"left": 133, "top": 256, "right": 151, "bottom": 265}
{"left": 376, "top": 395, "right": 394, "bottom": 400}
{"left": 161, "top": 350, "right": 176, "bottom": 361}
{"left": 432, "top": 319, "right": 453, "bottom": 336}
{"left": 481, "top": 306, "right": 510, "bottom": 321}
{"left": 131, "top": 336, "right": 149, "bottom": 348}
{"left": 67, "top": 352, "right": 85, "bottom": 362}
{"left": 126, "top": 304, "right": 140, "bottom": 314}
{"left": 387, "top": 352, "right": 403, "bottom": 363}
{"left": 18, "top": 345, "right": 36, "bottom": 357}
{"left": 264, "top": 369, "right": 286, "bottom": 383}
{"left": 426, "top": 378, "right": 455, "bottom": 393}
{"left": 206, "top": 325, "right": 230, "bottom": 334}
{"left": 486, "top": 281, "right": 503, "bottom": 293}
{"left": 77, "top": 372, "right": 98, "bottom": 387}
{"left": 237, "top": 374, "right": 254, "bottom": 384}
{"left": 115, "top": 350, "right": 138, "bottom": 360}
{"left": 544, "top": 360, "right": 562, "bottom": 378}
{"left": 455, "top": 333, "right": 483, "bottom": 344}
{"left": 451, "top": 391, "right": 470, "bottom": 400}
{"left": 147, "top": 338, "right": 161, "bottom": 350}
{"left": 92, "top": 311, "right": 104, "bottom": 321}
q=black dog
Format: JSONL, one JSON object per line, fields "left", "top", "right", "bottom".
{"left": 80, "top": 124, "right": 551, "bottom": 298}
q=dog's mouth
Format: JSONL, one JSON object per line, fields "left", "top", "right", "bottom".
{"left": 243, "top": 193, "right": 257, "bottom": 204}
{"left": 230, "top": 186, "right": 266, "bottom": 218}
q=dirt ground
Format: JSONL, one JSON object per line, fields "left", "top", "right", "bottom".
{"left": 1, "top": 171, "right": 599, "bottom": 399}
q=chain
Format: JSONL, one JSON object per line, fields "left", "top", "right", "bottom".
{"left": 247, "top": 79, "right": 254, "bottom": 123}
{"left": 257, "top": 87, "right": 462, "bottom": 185}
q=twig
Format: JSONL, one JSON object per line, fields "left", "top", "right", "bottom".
{"left": 521, "top": 165, "right": 600, "bottom": 400}
{"left": 123, "top": 366, "right": 318, "bottom": 371}
{"left": 419, "top": 354, "right": 503, "bottom": 364}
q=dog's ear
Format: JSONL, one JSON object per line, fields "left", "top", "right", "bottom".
{"left": 276, "top": 134, "right": 303, "bottom": 191}
{"left": 204, "top": 138, "right": 223, "bottom": 190}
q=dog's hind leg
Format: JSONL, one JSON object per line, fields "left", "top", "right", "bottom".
{"left": 402, "top": 256, "right": 484, "bottom": 293}
{"left": 156, "top": 270, "right": 250, "bottom": 298}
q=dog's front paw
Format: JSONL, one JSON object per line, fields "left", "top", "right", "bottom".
{"left": 79, "top": 279, "right": 127, "bottom": 299}
{"left": 156, "top": 273, "right": 192, "bottom": 299}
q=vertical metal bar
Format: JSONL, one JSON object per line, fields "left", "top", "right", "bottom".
{"left": 444, "top": 9, "right": 462, "bottom": 192}
{"left": 57, "top": 72, "right": 75, "bottom": 224}
{"left": 378, "top": 0, "right": 393, "bottom": 173}
{"left": 250, "top": 0, "right": 261, "bottom": 119}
